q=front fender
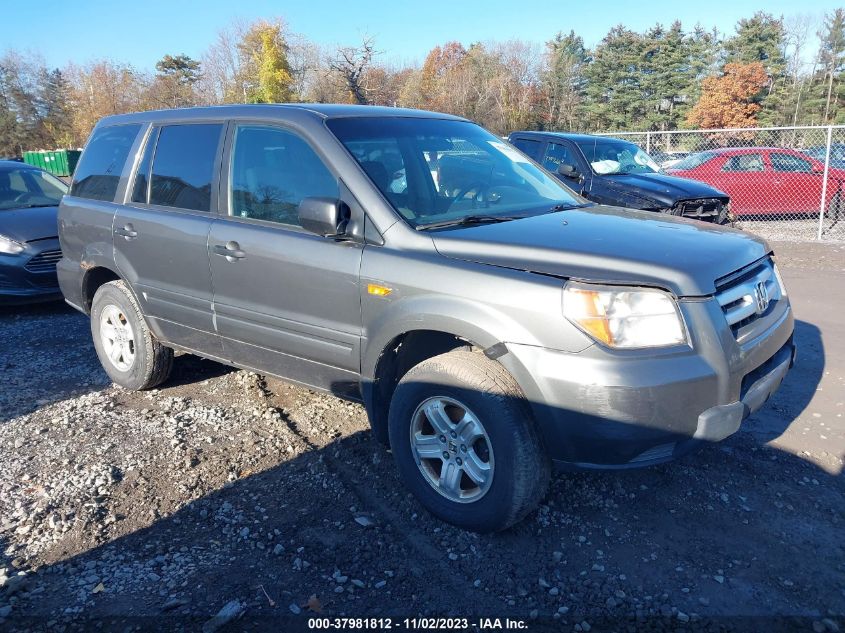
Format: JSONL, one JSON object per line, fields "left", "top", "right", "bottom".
{"left": 361, "top": 294, "right": 543, "bottom": 380}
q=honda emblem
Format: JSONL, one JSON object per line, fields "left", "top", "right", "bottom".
{"left": 754, "top": 281, "right": 770, "bottom": 314}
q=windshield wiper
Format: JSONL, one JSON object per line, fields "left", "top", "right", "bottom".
{"left": 548, "top": 202, "right": 595, "bottom": 212}
{"left": 415, "top": 214, "right": 527, "bottom": 231}
{"left": 18, "top": 203, "right": 59, "bottom": 209}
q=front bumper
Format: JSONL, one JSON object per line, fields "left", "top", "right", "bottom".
{"left": 501, "top": 294, "right": 795, "bottom": 468}
{"left": 0, "top": 238, "right": 63, "bottom": 305}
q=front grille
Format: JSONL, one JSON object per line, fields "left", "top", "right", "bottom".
{"left": 24, "top": 249, "right": 62, "bottom": 273}
{"left": 715, "top": 258, "right": 781, "bottom": 336}
{"left": 673, "top": 198, "right": 725, "bottom": 222}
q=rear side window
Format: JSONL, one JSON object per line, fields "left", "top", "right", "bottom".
{"left": 770, "top": 153, "right": 812, "bottom": 173}
{"left": 71, "top": 124, "right": 141, "bottom": 201}
{"left": 149, "top": 124, "right": 223, "bottom": 211}
{"left": 511, "top": 138, "right": 543, "bottom": 161}
{"left": 229, "top": 125, "right": 338, "bottom": 226}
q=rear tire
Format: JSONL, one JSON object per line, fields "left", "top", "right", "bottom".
{"left": 90, "top": 280, "right": 173, "bottom": 390}
{"left": 388, "top": 351, "right": 550, "bottom": 532}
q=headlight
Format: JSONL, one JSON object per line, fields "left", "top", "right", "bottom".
{"left": 563, "top": 282, "right": 688, "bottom": 348}
{"left": 0, "top": 234, "right": 25, "bottom": 255}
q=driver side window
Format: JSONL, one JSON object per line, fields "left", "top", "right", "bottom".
{"left": 229, "top": 125, "right": 339, "bottom": 227}
{"left": 722, "top": 154, "right": 764, "bottom": 173}
{"left": 542, "top": 142, "right": 576, "bottom": 173}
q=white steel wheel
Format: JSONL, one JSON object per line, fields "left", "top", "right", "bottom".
{"left": 99, "top": 304, "right": 136, "bottom": 372}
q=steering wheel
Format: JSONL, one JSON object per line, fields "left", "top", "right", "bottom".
{"left": 14, "top": 192, "right": 34, "bottom": 204}
{"left": 451, "top": 181, "right": 490, "bottom": 209}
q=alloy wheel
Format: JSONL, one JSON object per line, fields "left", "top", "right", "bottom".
{"left": 409, "top": 396, "right": 494, "bottom": 503}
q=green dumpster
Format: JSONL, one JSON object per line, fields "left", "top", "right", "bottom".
{"left": 22, "top": 150, "right": 81, "bottom": 177}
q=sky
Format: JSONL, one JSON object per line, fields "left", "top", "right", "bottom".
{"left": 4, "top": 0, "right": 840, "bottom": 71}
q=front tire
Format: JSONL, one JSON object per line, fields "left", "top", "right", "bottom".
{"left": 388, "top": 351, "right": 550, "bottom": 532}
{"left": 90, "top": 280, "right": 173, "bottom": 390}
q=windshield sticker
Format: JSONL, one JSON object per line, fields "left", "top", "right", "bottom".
{"left": 488, "top": 141, "right": 530, "bottom": 163}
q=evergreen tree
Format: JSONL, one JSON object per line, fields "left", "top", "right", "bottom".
{"left": 541, "top": 31, "right": 588, "bottom": 130}
{"left": 582, "top": 26, "right": 649, "bottom": 131}
{"left": 37, "top": 68, "right": 73, "bottom": 147}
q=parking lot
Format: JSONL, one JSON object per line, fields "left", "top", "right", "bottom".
{"left": 0, "top": 239, "right": 843, "bottom": 632}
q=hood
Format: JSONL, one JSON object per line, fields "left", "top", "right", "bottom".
{"left": 599, "top": 172, "right": 728, "bottom": 207}
{"left": 0, "top": 205, "right": 59, "bottom": 243}
{"left": 431, "top": 206, "right": 768, "bottom": 296}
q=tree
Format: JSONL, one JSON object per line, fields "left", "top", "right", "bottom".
{"left": 686, "top": 62, "right": 769, "bottom": 129}
{"left": 329, "top": 37, "right": 378, "bottom": 105}
{"left": 237, "top": 21, "right": 295, "bottom": 103}
{"left": 152, "top": 54, "right": 201, "bottom": 108}
{"left": 38, "top": 68, "right": 73, "bottom": 147}
{"left": 540, "top": 31, "right": 588, "bottom": 131}
{"left": 0, "top": 52, "right": 42, "bottom": 154}
{"left": 782, "top": 14, "right": 816, "bottom": 128}
{"left": 64, "top": 60, "right": 147, "bottom": 146}
{"left": 582, "top": 26, "right": 649, "bottom": 130}
{"left": 817, "top": 9, "right": 845, "bottom": 123}
{"left": 724, "top": 12, "right": 788, "bottom": 125}
{"left": 419, "top": 41, "right": 468, "bottom": 111}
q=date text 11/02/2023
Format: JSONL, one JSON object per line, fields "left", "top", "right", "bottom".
{"left": 307, "top": 617, "right": 529, "bottom": 630}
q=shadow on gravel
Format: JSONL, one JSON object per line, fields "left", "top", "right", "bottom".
{"left": 1, "top": 320, "right": 841, "bottom": 631}
{"left": 166, "top": 353, "right": 238, "bottom": 388}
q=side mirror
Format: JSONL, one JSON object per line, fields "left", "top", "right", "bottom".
{"left": 298, "top": 197, "right": 350, "bottom": 238}
{"left": 557, "top": 163, "right": 580, "bottom": 179}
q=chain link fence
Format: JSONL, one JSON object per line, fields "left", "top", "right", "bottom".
{"left": 597, "top": 125, "right": 845, "bottom": 242}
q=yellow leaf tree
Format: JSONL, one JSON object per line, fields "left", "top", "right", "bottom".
{"left": 237, "top": 21, "right": 295, "bottom": 103}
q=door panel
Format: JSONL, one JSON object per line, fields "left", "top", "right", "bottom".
{"left": 208, "top": 221, "right": 363, "bottom": 393}
{"left": 768, "top": 152, "right": 823, "bottom": 214}
{"left": 210, "top": 123, "right": 364, "bottom": 396}
{"left": 113, "top": 206, "right": 219, "bottom": 352}
{"left": 706, "top": 154, "right": 767, "bottom": 216}
{"left": 113, "top": 122, "right": 225, "bottom": 355}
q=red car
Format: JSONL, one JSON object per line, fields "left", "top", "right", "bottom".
{"left": 666, "top": 147, "right": 845, "bottom": 217}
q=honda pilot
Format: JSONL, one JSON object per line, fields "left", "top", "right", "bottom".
{"left": 58, "top": 105, "right": 795, "bottom": 532}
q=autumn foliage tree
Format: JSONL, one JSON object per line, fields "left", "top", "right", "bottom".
{"left": 686, "top": 62, "right": 769, "bottom": 129}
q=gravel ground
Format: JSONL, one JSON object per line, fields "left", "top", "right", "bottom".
{"left": 0, "top": 241, "right": 843, "bottom": 633}
{"left": 736, "top": 217, "right": 845, "bottom": 243}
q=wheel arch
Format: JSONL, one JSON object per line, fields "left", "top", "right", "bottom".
{"left": 81, "top": 265, "right": 123, "bottom": 314}
{"left": 363, "top": 328, "right": 482, "bottom": 445}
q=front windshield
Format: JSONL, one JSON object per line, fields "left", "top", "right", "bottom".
{"left": 327, "top": 118, "right": 581, "bottom": 228}
{"left": 574, "top": 138, "right": 660, "bottom": 175}
{"left": 0, "top": 166, "right": 68, "bottom": 210}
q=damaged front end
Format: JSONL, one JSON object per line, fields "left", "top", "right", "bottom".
{"left": 664, "top": 198, "right": 732, "bottom": 225}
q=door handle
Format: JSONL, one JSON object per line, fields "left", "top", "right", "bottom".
{"left": 213, "top": 241, "right": 246, "bottom": 261}
{"left": 115, "top": 223, "right": 138, "bottom": 240}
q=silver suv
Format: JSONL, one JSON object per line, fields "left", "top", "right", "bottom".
{"left": 58, "top": 105, "right": 795, "bottom": 532}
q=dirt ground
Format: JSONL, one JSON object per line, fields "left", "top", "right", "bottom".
{"left": 0, "top": 240, "right": 842, "bottom": 633}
